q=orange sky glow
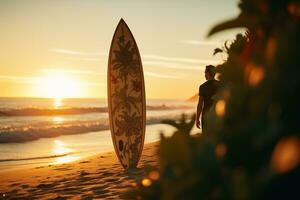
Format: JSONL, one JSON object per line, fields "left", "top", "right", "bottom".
{"left": 0, "top": 0, "right": 242, "bottom": 99}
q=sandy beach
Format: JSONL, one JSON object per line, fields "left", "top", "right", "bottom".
{"left": 0, "top": 142, "right": 159, "bottom": 199}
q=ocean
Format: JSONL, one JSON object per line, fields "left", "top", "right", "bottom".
{"left": 0, "top": 98, "right": 196, "bottom": 171}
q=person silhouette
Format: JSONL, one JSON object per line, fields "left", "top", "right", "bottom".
{"left": 196, "top": 65, "right": 220, "bottom": 132}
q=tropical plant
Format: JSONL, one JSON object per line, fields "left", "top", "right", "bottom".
{"left": 161, "top": 113, "right": 196, "bottom": 136}
{"left": 125, "top": 0, "right": 300, "bottom": 199}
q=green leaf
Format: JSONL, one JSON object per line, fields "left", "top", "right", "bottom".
{"left": 213, "top": 48, "right": 223, "bottom": 55}
{"left": 208, "top": 14, "right": 256, "bottom": 36}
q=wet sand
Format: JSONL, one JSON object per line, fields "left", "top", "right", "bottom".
{"left": 0, "top": 142, "right": 159, "bottom": 199}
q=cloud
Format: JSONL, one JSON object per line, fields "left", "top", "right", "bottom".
{"left": 67, "top": 57, "right": 102, "bottom": 61}
{"left": 143, "top": 54, "right": 219, "bottom": 65}
{"left": 0, "top": 74, "right": 104, "bottom": 88}
{"left": 144, "top": 71, "right": 184, "bottom": 79}
{"left": 79, "top": 82, "right": 105, "bottom": 86}
{"left": 43, "top": 68, "right": 105, "bottom": 76}
{"left": 51, "top": 48, "right": 221, "bottom": 71}
{"left": 142, "top": 54, "right": 221, "bottom": 71}
{"left": 179, "top": 40, "right": 221, "bottom": 46}
{"left": 51, "top": 48, "right": 104, "bottom": 56}
{"left": 143, "top": 61, "right": 205, "bottom": 71}
{"left": 51, "top": 48, "right": 107, "bottom": 62}
{"left": 0, "top": 75, "right": 38, "bottom": 83}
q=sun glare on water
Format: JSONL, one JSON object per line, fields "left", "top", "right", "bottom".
{"left": 54, "top": 98, "right": 62, "bottom": 108}
{"left": 53, "top": 116, "right": 64, "bottom": 123}
{"left": 52, "top": 140, "right": 80, "bottom": 164}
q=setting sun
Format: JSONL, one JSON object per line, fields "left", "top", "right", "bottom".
{"left": 38, "top": 73, "right": 81, "bottom": 98}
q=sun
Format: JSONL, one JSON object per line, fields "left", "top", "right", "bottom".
{"left": 39, "top": 73, "right": 81, "bottom": 98}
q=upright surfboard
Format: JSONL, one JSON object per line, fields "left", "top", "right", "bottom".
{"left": 107, "top": 19, "right": 146, "bottom": 169}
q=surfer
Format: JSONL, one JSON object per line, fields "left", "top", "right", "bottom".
{"left": 196, "top": 65, "right": 220, "bottom": 132}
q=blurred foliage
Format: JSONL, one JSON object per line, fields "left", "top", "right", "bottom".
{"left": 125, "top": 0, "right": 300, "bottom": 199}
{"left": 161, "top": 114, "right": 196, "bottom": 136}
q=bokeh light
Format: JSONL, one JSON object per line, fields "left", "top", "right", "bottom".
{"left": 149, "top": 171, "right": 160, "bottom": 181}
{"left": 142, "top": 178, "right": 152, "bottom": 187}
{"left": 216, "top": 100, "right": 226, "bottom": 117}
{"left": 271, "top": 137, "right": 300, "bottom": 173}
{"left": 216, "top": 143, "right": 227, "bottom": 158}
{"left": 245, "top": 64, "right": 265, "bottom": 87}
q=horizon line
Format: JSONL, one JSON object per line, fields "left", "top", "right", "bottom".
{"left": 0, "top": 96, "right": 189, "bottom": 100}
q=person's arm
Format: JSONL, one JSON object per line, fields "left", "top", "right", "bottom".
{"left": 196, "top": 95, "right": 204, "bottom": 129}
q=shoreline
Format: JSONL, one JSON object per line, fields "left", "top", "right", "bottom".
{"left": 0, "top": 123, "right": 178, "bottom": 173}
{"left": 0, "top": 141, "right": 160, "bottom": 199}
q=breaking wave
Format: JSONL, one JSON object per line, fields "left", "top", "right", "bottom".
{"left": 0, "top": 115, "right": 187, "bottom": 143}
{"left": 0, "top": 105, "right": 192, "bottom": 117}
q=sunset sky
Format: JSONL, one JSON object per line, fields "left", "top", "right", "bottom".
{"left": 0, "top": 0, "right": 242, "bottom": 99}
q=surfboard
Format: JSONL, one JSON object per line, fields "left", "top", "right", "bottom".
{"left": 107, "top": 19, "right": 146, "bottom": 170}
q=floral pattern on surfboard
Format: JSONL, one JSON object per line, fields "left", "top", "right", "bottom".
{"left": 108, "top": 19, "right": 146, "bottom": 169}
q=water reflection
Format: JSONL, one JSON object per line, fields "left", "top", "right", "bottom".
{"left": 51, "top": 139, "right": 80, "bottom": 164}
{"left": 55, "top": 155, "right": 80, "bottom": 164}
{"left": 53, "top": 116, "right": 64, "bottom": 124}
{"left": 54, "top": 98, "right": 62, "bottom": 108}
{"left": 53, "top": 139, "right": 71, "bottom": 154}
